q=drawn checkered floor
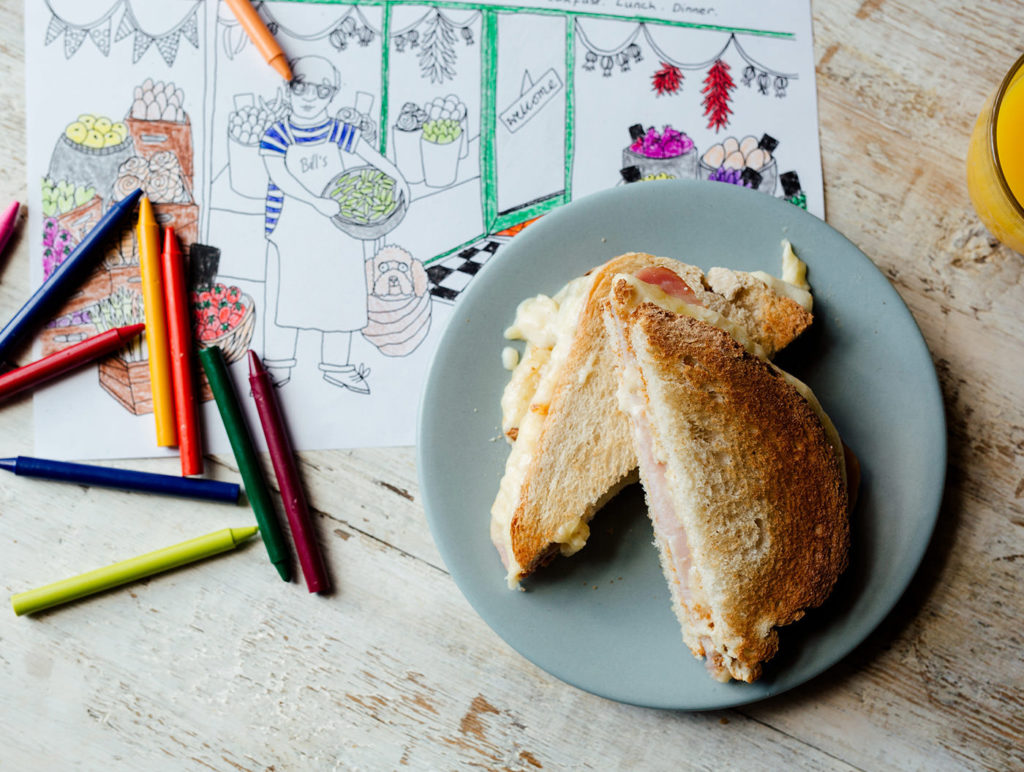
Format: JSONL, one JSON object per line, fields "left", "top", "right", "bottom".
{"left": 425, "top": 237, "right": 509, "bottom": 303}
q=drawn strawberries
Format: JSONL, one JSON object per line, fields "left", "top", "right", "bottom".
{"left": 191, "top": 283, "right": 247, "bottom": 343}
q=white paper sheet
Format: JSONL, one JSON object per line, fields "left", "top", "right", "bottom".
{"left": 25, "top": 0, "right": 823, "bottom": 459}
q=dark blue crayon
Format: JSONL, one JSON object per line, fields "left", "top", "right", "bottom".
{"left": 0, "top": 456, "right": 240, "bottom": 504}
{"left": 0, "top": 189, "right": 142, "bottom": 362}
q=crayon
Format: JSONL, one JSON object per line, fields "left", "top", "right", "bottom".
{"left": 0, "top": 324, "right": 144, "bottom": 403}
{"left": 11, "top": 526, "right": 258, "bottom": 616}
{"left": 161, "top": 228, "right": 202, "bottom": 476}
{"left": 199, "top": 345, "right": 291, "bottom": 582}
{"left": 0, "top": 201, "right": 20, "bottom": 256}
{"left": 0, "top": 456, "right": 240, "bottom": 504}
{"left": 248, "top": 350, "right": 329, "bottom": 593}
{"left": 137, "top": 197, "right": 176, "bottom": 447}
{"left": 223, "top": 0, "right": 293, "bottom": 81}
{"left": 0, "top": 189, "right": 141, "bottom": 363}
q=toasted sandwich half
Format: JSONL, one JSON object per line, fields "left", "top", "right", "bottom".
{"left": 491, "top": 250, "right": 815, "bottom": 589}
{"left": 604, "top": 271, "right": 851, "bottom": 682}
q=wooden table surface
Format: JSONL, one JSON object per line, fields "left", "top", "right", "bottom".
{"left": 2, "top": 1, "right": 1022, "bottom": 769}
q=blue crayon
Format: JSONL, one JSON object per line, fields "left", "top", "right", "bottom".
{"left": 0, "top": 189, "right": 142, "bottom": 362}
{"left": 0, "top": 456, "right": 240, "bottom": 504}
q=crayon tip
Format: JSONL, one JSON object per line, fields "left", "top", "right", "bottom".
{"left": 230, "top": 525, "right": 259, "bottom": 543}
{"left": 2, "top": 200, "right": 20, "bottom": 220}
{"left": 270, "top": 54, "right": 293, "bottom": 81}
{"left": 118, "top": 188, "right": 143, "bottom": 209}
{"left": 274, "top": 560, "right": 292, "bottom": 582}
{"left": 119, "top": 323, "right": 146, "bottom": 340}
{"left": 247, "top": 349, "right": 262, "bottom": 375}
{"left": 0, "top": 457, "right": 16, "bottom": 472}
{"left": 163, "top": 226, "right": 179, "bottom": 254}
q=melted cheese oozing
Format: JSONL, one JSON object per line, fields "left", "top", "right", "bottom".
{"left": 501, "top": 346, "right": 519, "bottom": 370}
{"left": 500, "top": 277, "right": 592, "bottom": 437}
{"left": 492, "top": 274, "right": 595, "bottom": 586}
{"left": 750, "top": 240, "right": 813, "bottom": 312}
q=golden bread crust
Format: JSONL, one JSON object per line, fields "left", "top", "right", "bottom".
{"left": 628, "top": 303, "right": 848, "bottom": 680}
{"left": 703, "top": 268, "right": 813, "bottom": 358}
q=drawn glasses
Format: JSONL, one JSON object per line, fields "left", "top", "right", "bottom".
{"left": 377, "top": 261, "right": 409, "bottom": 273}
{"left": 289, "top": 80, "right": 336, "bottom": 99}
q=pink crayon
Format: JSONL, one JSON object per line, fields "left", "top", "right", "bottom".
{"left": 0, "top": 201, "right": 21, "bottom": 257}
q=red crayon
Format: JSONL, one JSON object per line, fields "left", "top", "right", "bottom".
{"left": 161, "top": 228, "right": 203, "bottom": 476}
{"left": 247, "top": 350, "right": 329, "bottom": 593}
{"left": 0, "top": 324, "right": 145, "bottom": 403}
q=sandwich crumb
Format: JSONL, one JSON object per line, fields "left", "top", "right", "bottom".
{"left": 719, "top": 718, "right": 730, "bottom": 725}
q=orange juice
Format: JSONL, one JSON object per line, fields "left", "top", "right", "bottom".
{"left": 967, "top": 54, "right": 1024, "bottom": 254}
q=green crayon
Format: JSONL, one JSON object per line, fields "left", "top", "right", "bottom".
{"left": 199, "top": 346, "right": 291, "bottom": 582}
{"left": 12, "top": 526, "right": 258, "bottom": 616}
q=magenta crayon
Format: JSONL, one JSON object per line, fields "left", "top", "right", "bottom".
{"left": 0, "top": 201, "right": 20, "bottom": 256}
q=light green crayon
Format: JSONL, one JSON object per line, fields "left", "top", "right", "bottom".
{"left": 11, "top": 526, "right": 258, "bottom": 616}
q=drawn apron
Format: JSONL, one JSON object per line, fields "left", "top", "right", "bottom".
{"left": 267, "top": 131, "right": 367, "bottom": 332}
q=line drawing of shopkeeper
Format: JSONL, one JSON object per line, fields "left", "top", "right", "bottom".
{"left": 260, "top": 56, "right": 409, "bottom": 394}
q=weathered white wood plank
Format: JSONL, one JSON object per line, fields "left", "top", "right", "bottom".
{"left": 3, "top": 500, "right": 867, "bottom": 772}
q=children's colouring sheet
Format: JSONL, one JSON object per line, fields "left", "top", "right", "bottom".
{"left": 25, "top": 0, "right": 822, "bottom": 459}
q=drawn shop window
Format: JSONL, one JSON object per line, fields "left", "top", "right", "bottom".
{"left": 494, "top": 13, "right": 568, "bottom": 219}
{"left": 385, "top": 5, "right": 485, "bottom": 262}
{"left": 571, "top": 19, "right": 799, "bottom": 204}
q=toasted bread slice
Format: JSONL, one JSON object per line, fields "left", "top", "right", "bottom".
{"left": 491, "top": 253, "right": 814, "bottom": 588}
{"left": 605, "top": 279, "right": 848, "bottom": 682}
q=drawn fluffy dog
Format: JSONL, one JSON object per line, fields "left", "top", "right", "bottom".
{"left": 365, "top": 245, "right": 428, "bottom": 299}
{"left": 362, "top": 244, "right": 432, "bottom": 357}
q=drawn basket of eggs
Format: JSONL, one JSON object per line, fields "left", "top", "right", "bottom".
{"left": 699, "top": 134, "right": 778, "bottom": 194}
{"left": 48, "top": 114, "right": 135, "bottom": 203}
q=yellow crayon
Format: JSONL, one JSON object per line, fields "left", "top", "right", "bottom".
{"left": 137, "top": 197, "right": 177, "bottom": 446}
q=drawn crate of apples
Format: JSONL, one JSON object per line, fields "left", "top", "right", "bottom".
{"left": 38, "top": 114, "right": 129, "bottom": 357}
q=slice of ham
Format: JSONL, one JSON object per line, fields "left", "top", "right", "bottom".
{"left": 634, "top": 266, "right": 701, "bottom": 305}
{"left": 620, "top": 344, "right": 731, "bottom": 680}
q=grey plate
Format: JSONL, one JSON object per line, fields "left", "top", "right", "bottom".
{"left": 416, "top": 180, "right": 946, "bottom": 710}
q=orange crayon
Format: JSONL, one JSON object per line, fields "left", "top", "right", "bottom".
{"left": 161, "top": 228, "right": 202, "bottom": 476}
{"left": 223, "top": 0, "right": 293, "bottom": 81}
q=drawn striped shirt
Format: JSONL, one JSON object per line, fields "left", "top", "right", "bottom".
{"left": 259, "top": 118, "right": 361, "bottom": 236}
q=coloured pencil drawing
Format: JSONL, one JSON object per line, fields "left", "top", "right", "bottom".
{"left": 27, "top": 0, "right": 824, "bottom": 456}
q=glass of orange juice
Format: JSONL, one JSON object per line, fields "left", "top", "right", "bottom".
{"left": 967, "top": 53, "right": 1024, "bottom": 254}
